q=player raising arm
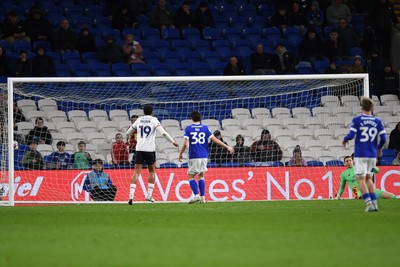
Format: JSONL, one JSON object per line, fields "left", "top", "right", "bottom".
{"left": 179, "top": 110, "right": 234, "bottom": 204}
{"left": 342, "top": 97, "right": 386, "bottom": 212}
{"left": 126, "top": 105, "right": 178, "bottom": 204}
{"left": 336, "top": 156, "right": 396, "bottom": 200}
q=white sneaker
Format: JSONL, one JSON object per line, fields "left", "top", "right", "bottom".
{"left": 365, "top": 204, "right": 375, "bottom": 212}
{"left": 200, "top": 196, "right": 206, "bottom": 204}
{"left": 146, "top": 196, "right": 155, "bottom": 203}
{"left": 188, "top": 196, "right": 200, "bottom": 204}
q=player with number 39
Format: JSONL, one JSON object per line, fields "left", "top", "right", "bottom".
{"left": 126, "top": 104, "right": 179, "bottom": 204}
{"left": 342, "top": 97, "right": 386, "bottom": 212}
{"left": 179, "top": 110, "right": 234, "bottom": 204}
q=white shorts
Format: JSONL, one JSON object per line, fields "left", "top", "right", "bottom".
{"left": 188, "top": 158, "right": 208, "bottom": 175}
{"left": 354, "top": 157, "right": 376, "bottom": 177}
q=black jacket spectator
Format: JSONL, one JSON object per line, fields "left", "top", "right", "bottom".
{"left": 209, "top": 130, "right": 231, "bottom": 165}
{"left": 111, "top": 4, "right": 136, "bottom": 30}
{"left": 250, "top": 44, "right": 275, "bottom": 75}
{"left": 224, "top": 56, "right": 246, "bottom": 75}
{"left": 97, "top": 36, "right": 123, "bottom": 64}
{"left": 26, "top": 117, "right": 53, "bottom": 145}
{"left": 272, "top": 44, "right": 298, "bottom": 74}
{"left": 52, "top": 19, "right": 77, "bottom": 52}
{"left": 250, "top": 129, "right": 283, "bottom": 162}
{"left": 388, "top": 122, "right": 400, "bottom": 152}
{"left": 0, "top": 46, "right": 8, "bottom": 76}
{"left": 25, "top": 8, "right": 53, "bottom": 42}
{"left": 14, "top": 50, "right": 32, "bottom": 77}
{"left": 2, "top": 10, "right": 30, "bottom": 43}
{"left": 299, "top": 28, "right": 326, "bottom": 62}
{"left": 76, "top": 27, "right": 97, "bottom": 55}
{"left": 377, "top": 63, "right": 400, "bottom": 97}
{"left": 32, "top": 46, "right": 56, "bottom": 77}
{"left": 174, "top": 2, "right": 194, "bottom": 29}
{"left": 323, "top": 29, "right": 349, "bottom": 61}
{"left": 150, "top": 0, "right": 175, "bottom": 29}
{"left": 193, "top": 2, "right": 214, "bottom": 30}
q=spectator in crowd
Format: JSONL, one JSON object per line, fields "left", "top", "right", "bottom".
{"left": 325, "top": 60, "right": 344, "bottom": 73}
{"left": 392, "top": 152, "right": 400, "bottom": 165}
{"left": 47, "top": 141, "right": 71, "bottom": 170}
{"left": 306, "top": 1, "right": 324, "bottom": 28}
{"left": 25, "top": 7, "right": 53, "bottom": 42}
{"left": 13, "top": 102, "right": 26, "bottom": 145}
{"left": 388, "top": 122, "right": 400, "bottom": 152}
{"left": 112, "top": 133, "right": 130, "bottom": 165}
{"left": 0, "top": 46, "right": 9, "bottom": 76}
{"left": 128, "top": 115, "right": 138, "bottom": 164}
{"left": 150, "top": 0, "right": 175, "bottom": 29}
{"left": 376, "top": 63, "right": 400, "bottom": 97}
{"left": 368, "top": 48, "right": 386, "bottom": 95}
{"left": 337, "top": 17, "right": 360, "bottom": 49}
{"left": 26, "top": 117, "right": 53, "bottom": 145}
{"left": 233, "top": 134, "right": 250, "bottom": 165}
{"left": 52, "top": 19, "right": 77, "bottom": 53}
{"left": 2, "top": 10, "right": 30, "bottom": 44}
{"left": 111, "top": 4, "right": 136, "bottom": 30}
{"left": 367, "top": 0, "right": 399, "bottom": 61}
{"left": 193, "top": 1, "right": 215, "bottom": 30}
{"left": 76, "top": 27, "right": 97, "bottom": 56}
{"left": 326, "top": 0, "right": 352, "bottom": 26}
{"left": 223, "top": 56, "right": 246, "bottom": 75}
{"left": 287, "top": 145, "right": 307, "bottom": 166}
{"left": 174, "top": 1, "right": 194, "bottom": 30}
{"left": 323, "top": 29, "right": 350, "bottom": 61}
{"left": 344, "top": 55, "right": 365, "bottom": 73}
{"left": 97, "top": 35, "right": 123, "bottom": 64}
{"left": 288, "top": 1, "right": 307, "bottom": 35}
{"left": 32, "top": 46, "right": 56, "bottom": 77}
{"left": 14, "top": 50, "right": 32, "bottom": 77}
{"left": 22, "top": 138, "right": 44, "bottom": 170}
{"left": 209, "top": 130, "right": 231, "bottom": 165}
{"left": 250, "top": 129, "right": 283, "bottom": 164}
{"left": 83, "top": 159, "right": 117, "bottom": 201}
{"left": 122, "top": 34, "right": 144, "bottom": 64}
{"left": 299, "top": 27, "right": 327, "bottom": 64}
{"left": 270, "top": 5, "right": 292, "bottom": 36}
{"left": 72, "top": 141, "right": 93, "bottom": 169}
{"left": 272, "top": 43, "right": 298, "bottom": 74}
{"left": 250, "top": 44, "right": 276, "bottom": 75}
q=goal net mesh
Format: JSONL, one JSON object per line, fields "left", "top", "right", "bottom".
{"left": 2, "top": 75, "right": 367, "bottom": 205}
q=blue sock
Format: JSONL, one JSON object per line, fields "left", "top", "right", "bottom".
{"left": 370, "top": 193, "right": 377, "bottom": 201}
{"left": 362, "top": 193, "right": 371, "bottom": 205}
{"left": 189, "top": 179, "right": 199, "bottom": 195}
{"left": 198, "top": 179, "right": 205, "bottom": 196}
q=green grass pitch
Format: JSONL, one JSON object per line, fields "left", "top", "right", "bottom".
{"left": 1, "top": 200, "right": 399, "bottom": 267}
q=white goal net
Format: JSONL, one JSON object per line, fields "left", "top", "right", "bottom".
{"left": 1, "top": 74, "right": 373, "bottom": 205}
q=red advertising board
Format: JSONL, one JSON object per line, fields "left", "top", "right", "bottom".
{"left": 2, "top": 167, "right": 400, "bottom": 202}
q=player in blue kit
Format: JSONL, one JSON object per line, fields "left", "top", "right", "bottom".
{"left": 179, "top": 110, "right": 234, "bottom": 204}
{"left": 342, "top": 97, "right": 386, "bottom": 212}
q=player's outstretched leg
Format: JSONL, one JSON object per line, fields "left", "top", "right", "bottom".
{"left": 188, "top": 178, "right": 200, "bottom": 204}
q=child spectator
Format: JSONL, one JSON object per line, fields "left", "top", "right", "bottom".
{"left": 72, "top": 141, "right": 93, "bottom": 169}
{"left": 32, "top": 46, "right": 56, "bottom": 77}
{"left": 14, "top": 50, "right": 32, "bottom": 77}
{"left": 26, "top": 117, "right": 52, "bottom": 145}
{"left": 83, "top": 159, "right": 117, "bottom": 201}
{"left": 287, "top": 145, "right": 307, "bottom": 166}
{"left": 233, "top": 134, "right": 250, "bottom": 165}
{"left": 22, "top": 138, "right": 44, "bottom": 170}
{"left": 122, "top": 34, "right": 144, "bottom": 64}
{"left": 47, "top": 141, "right": 71, "bottom": 170}
{"left": 112, "top": 133, "right": 130, "bottom": 165}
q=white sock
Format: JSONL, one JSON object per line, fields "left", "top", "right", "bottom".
{"left": 147, "top": 183, "right": 154, "bottom": 198}
{"left": 200, "top": 195, "right": 205, "bottom": 202}
{"left": 129, "top": 184, "right": 136, "bottom": 199}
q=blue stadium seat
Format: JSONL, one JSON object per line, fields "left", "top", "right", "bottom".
{"left": 111, "top": 63, "right": 131, "bottom": 76}
{"left": 122, "top": 28, "right": 141, "bottom": 40}
{"left": 162, "top": 28, "right": 181, "bottom": 40}
{"left": 313, "top": 59, "right": 330, "bottom": 74}
{"left": 380, "top": 155, "right": 395, "bottom": 166}
{"left": 306, "top": 160, "right": 324, "bottom": 167}
{"left": 140, "top": 27, "right": 160, "bottom": 41}
{"left": 81, "top": 51, "right": 98, "bottom": 64}
{"left": 222, "top": 28, "right": 243, "bottom": 43}
{"left": 211, "top": 39, "right": 230, "bottom": 50}
{"left": 237, "top": 4, "right": 258, "bottom": 17}
{"left": 247, "top": 15, "right": 266, "bottom": 28}
{"left": 131, "top": 63, "right": 152, "bottom": 76}
{"left": 55, "top": 64, "right": 72, "bottom": 77}
{"left": 221, "top": 162, "right": 241, "bottom": 167}
{"left": 12, "top": 41, "right": 32, "bottom": 53}
{"left": 169, "top": 39, "right": 190, "bottom": 51}
{"left": 68, "top": 63, "right": 91, "bottom": 77}
{"left": 61, "top": 51, "right": 81, "bottom": 64}
{"left": 325, "top": 160, "right": 344, "bottom": 166}
{"left": 215, "top": 46, "right": 234, "bottom": 61}
{"left": 202, "top": 28, "right": 222, "bottom": 40}
{"left": 32, "top": 41, "right": 52, "bottom": 52}
{"left": 181, "top": 27, "right": 201, "bottom": 41}
{"left": 382, "top": 149, "right": 397, "bottom": 157}
{"left": 227, "top": 15, "right": 248, "bottom": 30}
{"left": 93, "top": 17, "right": 111, "bottom": 29}
{"left": 258, "top": 3, "right": 275, "bottom": 17}
{"left": 102, "top": 28, "right": 121, "bottom": 40}
{"left": 207, "top": 161, "right": 220, "bottom": 167}
{"left": 89, "top": 63, "right": 111, "bottom": 76}
{"left": 190, "top": 62, "right": 212, "bottom": 76}
{"left": 159, "top": 163, "right": 178, "bottom": 168}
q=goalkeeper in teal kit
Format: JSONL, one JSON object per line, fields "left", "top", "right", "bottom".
{"left": 336, "top": 156, "right": 396, "bottom": 200}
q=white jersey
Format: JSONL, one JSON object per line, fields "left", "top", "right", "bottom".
{"left": 131, "top": 115, "right": 161, "bottom": 152}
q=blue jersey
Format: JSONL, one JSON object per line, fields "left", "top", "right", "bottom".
{"left": 184, "top": 123, "right": 213, "bottom": 159}
{"left": 344, "top": 114, "right": 386, "bottom": 158}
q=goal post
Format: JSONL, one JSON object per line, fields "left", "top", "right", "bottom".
{"left": 1, "top": 74, "right": 376, "bottom": 206}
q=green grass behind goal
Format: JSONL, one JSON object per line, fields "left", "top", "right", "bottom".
{"left": 1, "top": 200, "right": 399, "bottom": 267}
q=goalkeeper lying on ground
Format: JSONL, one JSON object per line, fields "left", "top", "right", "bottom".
{"left": 336, "top": 156, "right": 396, "bottom": 199}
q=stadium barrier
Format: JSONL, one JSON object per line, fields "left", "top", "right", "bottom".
{"left": 2, "top": 166, "right": 399, "bottom": 203}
